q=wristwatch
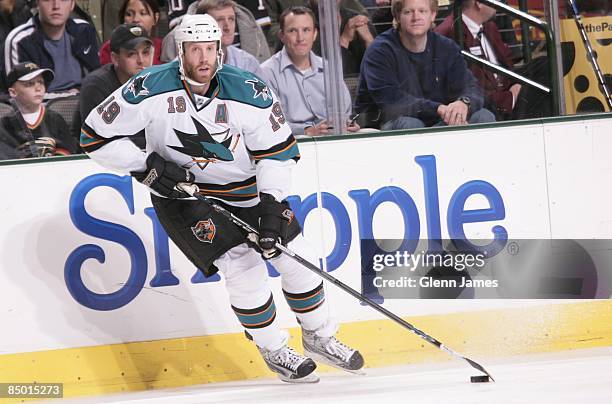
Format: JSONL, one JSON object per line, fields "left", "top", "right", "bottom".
{"left": 458, "top": 96, "right": 471, "bottom": 111}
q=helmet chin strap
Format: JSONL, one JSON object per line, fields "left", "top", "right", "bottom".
{"left": 182, "top": 75, "right": 209, "bottom": 87}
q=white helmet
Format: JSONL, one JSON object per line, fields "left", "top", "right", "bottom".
{"left": 175, "top": 14, "right": 224, "bottom": 86}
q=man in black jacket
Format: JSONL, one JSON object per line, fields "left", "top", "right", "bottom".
{"left": 3, "top": 0, "right": 99, "bottom": 94}
{"left": 357, "top": 0, "right": 495, "bottom": 129}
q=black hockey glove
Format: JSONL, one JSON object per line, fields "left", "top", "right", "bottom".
{"left": 131, "top": 152, "right": 195, "bottom": 198}
{"left": 258, "top": 192, "right": 294, "bottom": 259}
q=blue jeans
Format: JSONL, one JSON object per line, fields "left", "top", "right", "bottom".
{"left": 381, "top": 108, "right": 496, "bottom": 130}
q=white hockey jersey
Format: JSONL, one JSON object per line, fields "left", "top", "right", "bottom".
{"left": 81, "top": 60, "right": 299, "bottom": 207}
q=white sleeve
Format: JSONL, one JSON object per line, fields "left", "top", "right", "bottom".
{"left": 241, "top": 89, "right": 299, "bottom": 202}
{"left": 81, "top": 86, "right": 151, "bottom": 174}
{"left": 256, "top": 159, "right": 296, "bottom": 201}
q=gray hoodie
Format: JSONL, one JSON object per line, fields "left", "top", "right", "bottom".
{"left": 160, "top": 2, "right": 271, "bottom": 64}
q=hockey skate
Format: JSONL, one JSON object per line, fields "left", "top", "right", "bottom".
{"left": 302, "top": 328, "right": 365, "bottom": 374}
{"left": 258, "top": 341, "right": 319, "bottom": 383}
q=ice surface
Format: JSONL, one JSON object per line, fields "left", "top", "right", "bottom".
{"left": 54, "top": 347, "right": 612, "bottom": 404}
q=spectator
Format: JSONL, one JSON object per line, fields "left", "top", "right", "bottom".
{"left": 79, "top": 23, "right": 154, "bottom": 148}
{"left": 197, "top": 0, "right": 264, "bottom": 75}
{"left": 75, "top": 0, "right": 103, "bottom": 41}
{"left": 3, "top": 0, "right": 100, "bottom": 95}
{"left": 236, "top": 0, "right": 273, "bottom": 49}
{"left": 260, "top": 6, "right": 359, "bottom": 136}
{"left": 1, "top": 62, "right": 76, "bottom": 159}
{"left": 0, "top": 0, "right": 33, "bottom": 95}
{"left": 99, "top": 0, "right": 162, "bottom": 66}
{"left": 263, "top": 0, "right": 368, "bottom": 51}
{"left": 356, "top": 0, "right": 495, "bottom": 130}
{"left": 309, "top": 0, "right": 376, "bottom": 76}
{"left": 166, "top": 0, "right": 198, "bottom": 29}
{"left": 435, "top": 0, "right": 551, "bottom": 120}
{"left": 0, "top": 0, "right": 32, "bottom": 46}
{"left": 171, "top": 0, "right": 274, "bottom": 44}
{"left": 161, "top": 0, "right": 270, "bottom": 63}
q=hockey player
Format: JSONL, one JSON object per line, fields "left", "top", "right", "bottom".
{"left": 81, "top": 14, "right": 364, "bottom": 383}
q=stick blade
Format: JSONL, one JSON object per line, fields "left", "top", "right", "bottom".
{"left": 464, "top": 357, "right": 495, "bottom": 382}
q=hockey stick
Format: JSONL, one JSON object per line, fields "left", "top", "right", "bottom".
{"left": 178, "top": 183, "right": 495, "bottom": 381}
{"left": 566, "top": 0, "right": 612, "bottom": 110}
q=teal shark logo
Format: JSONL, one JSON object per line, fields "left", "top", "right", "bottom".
{"left": 169, "top": 116, "right": 234, "bottom": 170}
{"left": 245, "top": 78, "right": 271, "bottom": 101}
{"left": 126, "top": 73, "right": 150, "bottom": 97}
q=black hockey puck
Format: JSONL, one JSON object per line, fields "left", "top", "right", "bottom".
{"left": 470, "top": 375, "right": 491, "bottom": 383}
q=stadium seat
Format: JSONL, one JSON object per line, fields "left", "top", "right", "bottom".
{"left": 0, "top": 102, "right": 14, "bottom": 121}
{"left": 344, "top": 74, "right": 360, "bottom": 102}
{"left": 46, "top": 95, "right": 81, "bottom": 140}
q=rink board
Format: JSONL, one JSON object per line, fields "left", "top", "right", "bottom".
{"left": 0, "top": 301, "right": 611, "bottom": 399}
{"left": 0, "top": 114, "right": 611, "bottom": 399}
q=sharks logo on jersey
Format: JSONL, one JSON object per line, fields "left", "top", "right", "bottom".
{"left": 170, "top": 116, "right": 237, "bottom": 170}
{"left": 245, "top": 78, "right": 271, "bottom": 101}
{"left": 125, "top": 73, "right": 150, "bottom": 97}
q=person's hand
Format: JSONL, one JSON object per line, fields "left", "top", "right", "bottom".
{"left": 257, "top": 193, "right": 293, "bottom": 260}
{"left": 509, "top": 83, "right": 522, "bottom": 109}
{"left": 305, "top": 120, "right": 333, "bottom": 136}
{"left": 341, "top": 15, "right": 370, "bottom": 47}
{"left": 375, "top": 0, "right": 390, "bottom": 5}
{"left": 347, "top": 120, "right": 360, "bottom": 132}
{"left": 437, "top": 101, "right": 469, "bottom": 126}
{"left": 340, "top": 17, "right": 357, "bottom": 48}
{"left": 353, "top": 16, "right": 374, "bottom": 46}
{"left": 131, "top": 152, "right": 195, "bottom": 198}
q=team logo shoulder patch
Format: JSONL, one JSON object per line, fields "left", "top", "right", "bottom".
{"left": 191, "top": 219, "right": 216, "bottom": 243}
{"left": 245, "top": 78, "right": 271, "bottom": 101}
{"left": 125, "top": 72, "right": 150, "bottom": 97}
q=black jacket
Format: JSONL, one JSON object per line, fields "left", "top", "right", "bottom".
{"left": 357, "top": 29, "right": 484, "bottom": 126}
{"left": 1, "top": 106, "right": 76, "bottom": 159}
{"left": 3, "top": 14, "right": 100, "bottom": 89}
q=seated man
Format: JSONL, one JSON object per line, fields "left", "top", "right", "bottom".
{"left": 1, "top": 62, "right": 76, "bottom": 159}
{"left": 3, "top": 0, "right": 100, "bottom": 95}
{"left": 263, "top": 0, "right": 368, "bottom": 51}
{"left": 435, "top": 0, "right": 551, "bottom": 120}
{"left": 79, "top": 23, "right": 154, "bottom": 149}
{"left": 357, "top": 0, "right": 495, "bottom": 130}
{"left": 161, "top": 0, "right": 271, "bottom": 64}
{"left": 196, "top": 0, "right": 264, "bottom": 76}
{"left": 260, "top": 6, "right": 359, "bottom": 136}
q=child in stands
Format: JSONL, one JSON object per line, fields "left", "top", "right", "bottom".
{"left": 1, "top": 62, "right": 76, "bottom": 159}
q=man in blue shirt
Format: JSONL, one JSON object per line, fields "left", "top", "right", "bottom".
{"left": 357, "top": 0, "right": 495, "bottom": 130}
{"left": 260, "top": 6, "right": 359, "bottom": 136}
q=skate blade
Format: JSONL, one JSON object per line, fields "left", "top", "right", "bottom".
{"left": 305, "top": 351, "right": 366, "bottom": 375}
{"left": 279, "top": 372, "right": 320, "bottom": 384}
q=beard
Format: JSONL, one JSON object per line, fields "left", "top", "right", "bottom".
{"left": 184, "top": 60, "right": 217, "bottom": 84}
